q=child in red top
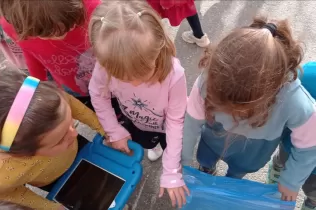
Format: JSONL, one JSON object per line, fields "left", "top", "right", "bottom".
{"left": 0, "top": 0, "right": 101, "bottom": 101}
{"left": 147, "top": 0, "right": 210, "bottom": 47}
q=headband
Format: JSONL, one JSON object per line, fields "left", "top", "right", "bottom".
{"left": 0, "top": 76, "right": 40, "bottom": 151}
{"left": 262, "top": 23, "right": 277, "bottom": 37}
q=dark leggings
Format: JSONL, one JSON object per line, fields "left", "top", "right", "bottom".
{"left": 111, "top": 98, "right": 167, "bottom": 150}
{"left": 186, "top": 13, "right": 204, "bottom": 39}
{"left": 75, "top": 96, "right": 166, "bottom": 150}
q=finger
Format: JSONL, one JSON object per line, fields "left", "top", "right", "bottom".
{"left": 179, "top": 188, "right": 186, "bottom": 206}
{"left": 173, "top": 190, "right": 183, "bottom": 208}
{"left": 289, "top": 195, "right": 295, "bottom": 201}
{"left": 159, "top": 188, "right": 164, "bottom": 198}
{"left": 167, "top": 190, "right": 176, "bottom": 207}
{"left": 184, "top": 185, "right": 190, "bottom": 196}
{"left": 281, "top": 193, "right": 285, "bottom": 201}
{"left": 125, "top": 146, "right": 131, "bottom": 154}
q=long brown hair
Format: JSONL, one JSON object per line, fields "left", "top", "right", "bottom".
{"left": 0, "top": 0, "right": 85, "bottom": 40}
{"left": 200, "top": 16, "right": 303, "bottom": 127}
{"left": 89, "top": 0, "right": 175, "bottom": 83}
{"left": 0, "top": 67, "right": 65, "bottom": 156}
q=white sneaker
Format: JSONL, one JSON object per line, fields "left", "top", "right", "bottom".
{"left": 148, "top": 144, "right": 163, "bottom": 161}
{"left": 182, "top": 31, "right": 210, "bottom": 48}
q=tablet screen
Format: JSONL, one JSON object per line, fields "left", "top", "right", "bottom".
{"left": 55, "top": 159, "right": 125, "bottom": 210}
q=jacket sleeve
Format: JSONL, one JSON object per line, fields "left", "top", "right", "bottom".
{"left": 160, "top": 73, "right": 187, "bottom": 188}
{"left": 181, "top": 76, "right": 206, "bottom": 165}
{"left": 279, "top": 85, "right": 316, "bottom": 192}
{"left": 89, "top": 62, "right": 130, "bottom": 142}
{"left": 65, "top": 92, "right": 106, "bottom": 136}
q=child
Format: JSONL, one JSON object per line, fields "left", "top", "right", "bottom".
{"left": 0, "top": 0, "right": 100, "bottom": 104}
{"left": 146, "top": 0, "right": 210, "bottom": 47}
{"left": 0, "top": 66, "right": 105, "bottom": 209}
{"left": 268, "top": 62, "right": 316, "bottom": 210}
{"left": 181, "top": 16, "right": 316, "bottom": 203}
{"left": 89, "top": 1, "right": 189, "bottom": 208}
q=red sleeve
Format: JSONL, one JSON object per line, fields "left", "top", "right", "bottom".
{"left": 22, "top": 51, "right": 47, "bottom": 80}
{"left": 160, "top": 0, "right": 175, "bottom": 9}
{"left": 160, "top": 0, "right": 189, "bottom": 9}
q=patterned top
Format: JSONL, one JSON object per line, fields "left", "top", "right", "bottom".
{"left": 0, "top": 93, "right": 105, "bottom": 209}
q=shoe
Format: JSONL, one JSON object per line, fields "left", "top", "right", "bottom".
{"left": 148, "top": 144, "right": 163, "bottom": 162}
{"left": 182, "top": 31, "right": 210, "bottom": 48}
{"left": 266, "top": 160, "right": 282, "bottom": 184}
{"left": 302, "top": 199, "right": 316, "bottom": 210}
{"left": 198, "top": 165, "right": 217, "bottom": 175}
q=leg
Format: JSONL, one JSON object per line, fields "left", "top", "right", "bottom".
{"left": 226, "top": 138, "right": 279, "bottom": 179}
{"left": 182, "top": 13, "right": 210, "bottom": 47}
{"left": 302, "top": 174, "right": 316, "bottom": 209}
{"left": 196, "top": 137, "right": 219, "bottom": 174}
{"left": 186, "top": 13, "right": 204, "bottom": 39}
{"left": 265, "top": 127, "right": 292, "bottom": 182}
{"left": 147, "top": 134, "right": 166, "bottom": 161}
{"left": 273, "top": 144, "right": 288, "bottom": 168}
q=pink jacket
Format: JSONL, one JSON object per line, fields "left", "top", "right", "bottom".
{"left": 89, "top": 58, "right": 187, "bottom": 188}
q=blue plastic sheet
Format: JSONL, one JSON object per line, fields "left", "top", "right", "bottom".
{"left": 182, "top": 166, "right": 296, "bottom": 210}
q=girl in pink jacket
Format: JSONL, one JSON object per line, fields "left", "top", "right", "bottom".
{"left": 88, "top": 1, "right": 189, "bottom": 208}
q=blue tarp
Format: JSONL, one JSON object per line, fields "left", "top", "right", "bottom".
{"left": 182, "top": 166, "right": 296, "bottom": 210}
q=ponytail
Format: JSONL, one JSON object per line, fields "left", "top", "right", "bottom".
{"left": 250, "top": 16, "right": 303, "bottom": 80}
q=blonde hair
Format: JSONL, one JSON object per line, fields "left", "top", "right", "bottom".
{"left": 89, "top": 0, "right": 175, "bottom": 83}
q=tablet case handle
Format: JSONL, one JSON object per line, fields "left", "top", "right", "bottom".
{"left": 93, "top": 134, "right": 144, "bottom": 164}
{"left": 127, "top": 140, "right": 144, "bottom": 162}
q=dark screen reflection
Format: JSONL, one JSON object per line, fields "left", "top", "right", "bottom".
{"left": 55, "top": 160, "right": 125, "bottom": 210}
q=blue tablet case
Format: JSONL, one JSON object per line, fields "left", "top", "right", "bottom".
{"left": 47, "top": 134, "right": 144, "bottom": 210}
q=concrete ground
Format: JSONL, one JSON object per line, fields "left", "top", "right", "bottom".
{"left": 1, "top": 1, "right": 316, "bottom": 209}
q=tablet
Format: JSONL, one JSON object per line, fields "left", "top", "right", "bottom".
{"left": 54, "top": 159, "right": 125, "bottom": 210}
{"left": 47, "top": 134, "right": 143, "bottom": 210}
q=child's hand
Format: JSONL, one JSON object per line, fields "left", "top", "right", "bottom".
{"left": 111, "top": 136, "right": 131, "bottom": 154}
{"left": 159, "top": 185, "right": 190, "bottom": 208}
{"left": 278, "top": 183, "right": 298, "bottom": 201}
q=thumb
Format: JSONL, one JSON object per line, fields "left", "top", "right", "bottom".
{"left": 159, "top": 187, "right": 164, "bottom": 198}
{"left": 125, "top": 144, "right": 131, "bottom": 154}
